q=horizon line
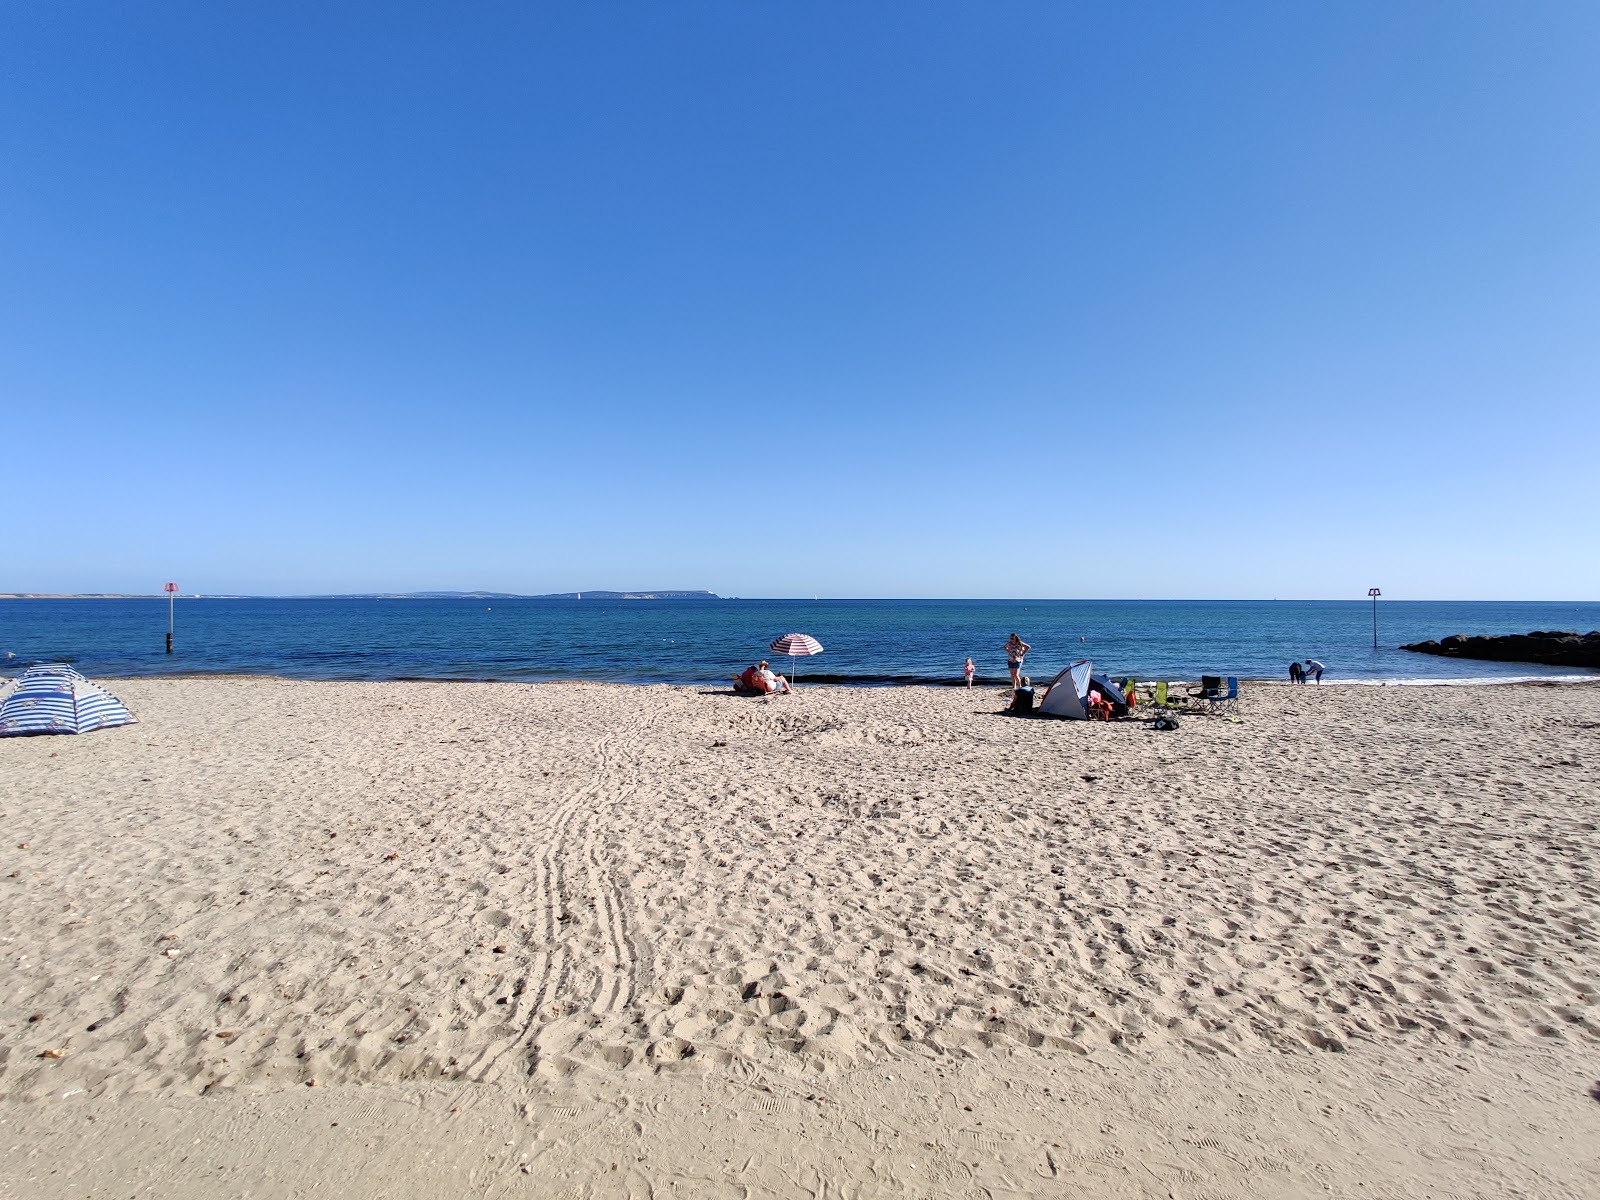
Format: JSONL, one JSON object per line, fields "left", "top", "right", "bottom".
{"left": 4, "top": 594, "right": 1599, "bottom": 605}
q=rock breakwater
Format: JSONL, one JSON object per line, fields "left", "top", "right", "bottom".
{"left": 1400, "top": 630, "right": 1600, "bottom": 670}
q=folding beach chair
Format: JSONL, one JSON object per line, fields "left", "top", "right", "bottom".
{"left": 1187, "top": 676, "right": 1239, "bottom": 716}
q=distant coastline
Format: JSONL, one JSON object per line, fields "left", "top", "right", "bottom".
{"left": 0, "top": 590, "right": 722, "bottom": 601}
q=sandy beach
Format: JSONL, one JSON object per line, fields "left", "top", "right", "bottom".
{"left": 2, "top": 678, "right": 1596, "bottom": 1197}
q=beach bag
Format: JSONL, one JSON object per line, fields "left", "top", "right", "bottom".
{"left": 1152, "top": 714, "right": 1180, "bottom": 731}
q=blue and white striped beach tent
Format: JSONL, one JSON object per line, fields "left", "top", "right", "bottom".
{"left": 0, "top": 664, "right": 137, "bottom": 736}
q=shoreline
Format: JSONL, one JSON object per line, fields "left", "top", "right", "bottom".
{"left": 9, "top": 668, "right": 1600, "bottom": 689}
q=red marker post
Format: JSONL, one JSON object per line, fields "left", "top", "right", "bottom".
{"left": 164, "top": 582, "right": 179, "bottom": 654}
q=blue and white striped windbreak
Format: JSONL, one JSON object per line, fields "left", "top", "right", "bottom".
{"left": 0, "top": 664, "right": 137, "bottom": 736}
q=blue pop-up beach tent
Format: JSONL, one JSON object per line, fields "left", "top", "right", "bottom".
{"left": 0, "top": 664, "right": 137, "bottom": 736}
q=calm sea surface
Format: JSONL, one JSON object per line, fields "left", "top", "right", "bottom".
{"left": 3, "top": 598, "right": 1597, "bottom": 686}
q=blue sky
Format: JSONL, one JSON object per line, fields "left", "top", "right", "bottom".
{"left": 4, "top": 2, "right": 1596, "bottom": 599}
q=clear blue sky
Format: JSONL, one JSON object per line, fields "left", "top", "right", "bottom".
{"left": 4, "top": 2, "right": 1596, "bottom": 599}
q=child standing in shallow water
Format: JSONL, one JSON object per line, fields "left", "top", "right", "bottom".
{"left": 963, "top": 657, "right": 975, "bottom": 688}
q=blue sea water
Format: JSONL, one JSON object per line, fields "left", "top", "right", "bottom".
{"left": 2, "top": 598, "right": 1597, "bottom": 686}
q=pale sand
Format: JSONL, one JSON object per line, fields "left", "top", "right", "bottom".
{"left": 1, "top": 678, "right": 1596, "bottom": 1197}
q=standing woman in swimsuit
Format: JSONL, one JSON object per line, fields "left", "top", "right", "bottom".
{"left": 1003, "top": 633, "right": 1031, "bottom": 689}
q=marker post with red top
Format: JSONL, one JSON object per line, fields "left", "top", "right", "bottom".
{"left": 164, "top": 582, "right": 179, "bottom": 653}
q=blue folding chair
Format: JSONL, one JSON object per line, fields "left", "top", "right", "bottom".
{"left": 1208, "top": 676, "right": 1239, "bottom": 716}
{"left": 1186, "top": 675, "right": 1239, "bottom": 716}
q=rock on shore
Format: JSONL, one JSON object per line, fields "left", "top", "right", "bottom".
{"left": 1400, "top": 629, "right": 1600, "bottom": 669}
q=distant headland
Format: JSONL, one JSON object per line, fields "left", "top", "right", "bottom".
{"left": 1, "top": 590, "right": 722, "bottom": 601}
{"left": 304, "top": 591, "right": 723, "bottom": 600}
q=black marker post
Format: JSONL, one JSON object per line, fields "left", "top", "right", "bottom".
{"left": 164, "top": 581, "right": 179, "bottom": 653}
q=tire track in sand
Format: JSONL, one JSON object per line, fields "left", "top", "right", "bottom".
{"left": 581, "top": 703, "right": 656, "bottom": 1015}
{"left": 465, "top": 731, "right": 613, "bottom": 1083}
{"left": 468, "top": 698, "right": 656, "bottom": 1080}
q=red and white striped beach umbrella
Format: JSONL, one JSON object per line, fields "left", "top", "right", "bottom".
{"left": 768, "top": 632, "right": 823, "bottom": 687}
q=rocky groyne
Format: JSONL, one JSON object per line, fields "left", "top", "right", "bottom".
{"left": 1400, "top": 630, "right": 1600, "bottom": 670}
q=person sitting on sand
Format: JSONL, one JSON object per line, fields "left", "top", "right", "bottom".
{"left": 755, "top": 660, "right": 792, "bottom": 695}
{"left": 737, "top": 664, "right": 787, "bottom": 694}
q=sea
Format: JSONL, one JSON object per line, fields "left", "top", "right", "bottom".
{"left": 2, "top": 598, "right": 1597, "bottom": 687}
